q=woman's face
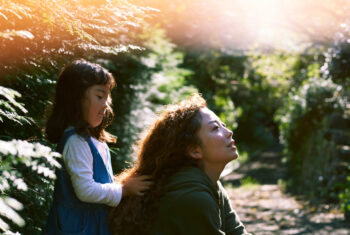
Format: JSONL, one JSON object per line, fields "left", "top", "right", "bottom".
{"left": 194, "top": 107, "right": 238, "bottom": 169}
{"left": 82, "top": 84, "right": 110, "bottom": 128}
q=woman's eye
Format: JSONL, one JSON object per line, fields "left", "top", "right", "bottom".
{"left": 97, "top": 95, "right": 102, "bottom": 100}
{"left": 212, "top": 126, "right": 219, "bottom": 131}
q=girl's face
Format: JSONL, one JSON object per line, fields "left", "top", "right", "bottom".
{"left": 82, "top": 84, "right": 110, "bottom": 128}
{"left": 193, "top": 107, "right": 238, "bottom": 170}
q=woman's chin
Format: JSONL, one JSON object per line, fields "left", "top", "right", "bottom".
{"left": 232, "top": 152, "right": 239, "bottom": 160}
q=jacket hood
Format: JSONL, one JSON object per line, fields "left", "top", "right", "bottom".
{"left": 161, "top": 166, "right": 219, "bottom": 202}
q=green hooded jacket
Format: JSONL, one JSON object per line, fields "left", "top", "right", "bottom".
{"left": 152, "top": 166, "right": 251, "bottom": 235}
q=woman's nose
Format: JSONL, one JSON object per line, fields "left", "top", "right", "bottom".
{"left": 225, "top": 128, "right": 233, "bottom": 138}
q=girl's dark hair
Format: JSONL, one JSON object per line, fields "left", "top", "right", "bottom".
{"left": 45, "top": 59, "right": 116, "bottom": 143}
{"left": 109, "top": 93, "right": 207, "bottom": 235}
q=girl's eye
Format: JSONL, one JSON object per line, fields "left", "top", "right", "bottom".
{"left": 212, "top": 126, "right": 219, "bottom": 131}
{"left": 97, "top": 95, "right": 103, "bottom": 100}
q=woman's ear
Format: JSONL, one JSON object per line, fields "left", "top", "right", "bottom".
{"left": 188, "top": 146, "right": 203, "bottom": 160}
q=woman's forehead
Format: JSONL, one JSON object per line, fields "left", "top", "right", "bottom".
{"left": 199, "top": 108, "right": 219, "bottom": 123}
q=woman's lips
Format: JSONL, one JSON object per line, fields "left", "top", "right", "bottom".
{"left": 227, "top": 140, "right": 236, "bottom": 149}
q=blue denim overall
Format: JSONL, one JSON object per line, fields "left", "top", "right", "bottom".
{"left": 44, "top": 129, "right": 113, "bottom": 235}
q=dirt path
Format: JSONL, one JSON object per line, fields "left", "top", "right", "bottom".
{"left": 222, "top": 149, "right": 350, "bottom": 235}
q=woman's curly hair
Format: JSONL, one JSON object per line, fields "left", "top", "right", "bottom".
{"left": 109, "top": 93, "right": 207, "bottom": 234}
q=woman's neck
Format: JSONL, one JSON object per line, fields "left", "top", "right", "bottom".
{"left": 202, "top": 163, "right": 225, "bottom": 185}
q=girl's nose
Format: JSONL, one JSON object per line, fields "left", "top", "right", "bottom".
{"left": 103, "top": 99, "right": 108, "bottom": 108}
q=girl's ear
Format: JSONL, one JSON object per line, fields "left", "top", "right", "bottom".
{"left": 188, "top": 146, "right": 203, "bottom": 160}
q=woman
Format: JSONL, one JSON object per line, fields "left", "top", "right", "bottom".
{"left": 109, "top": 94, "right": 250, "bottom": 235}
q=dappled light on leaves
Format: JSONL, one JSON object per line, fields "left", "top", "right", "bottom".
{"left": 0, "top": 0, "right": 154, "bottom": 75}
{"left": 0, "top": 139, "right": 61, "bottom": 232}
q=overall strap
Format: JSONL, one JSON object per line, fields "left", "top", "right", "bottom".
{"left": 54, "top": 128, "right": 110, "bottom": 210}
{"left": 83, "top": 136, "right": 113, "bottom": 184}
{"left": 57, "top": 128, "right": 112, "bottom": 184}
{"left": 57, "top": 128, "right": 76, "bottom": 154}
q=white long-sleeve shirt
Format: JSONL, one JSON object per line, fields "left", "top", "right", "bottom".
{"left": 62, "top": 133, "right": 122, "bottom": 207}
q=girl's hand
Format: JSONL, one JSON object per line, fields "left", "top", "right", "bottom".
{"left": 121, "top": 175, "right": 152, "bottom": 197}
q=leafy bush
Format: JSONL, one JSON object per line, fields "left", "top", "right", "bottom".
{"left": 321, "top": 22, "right": 350, "bottom": 89}
{"left": 0, "top": 85, "right": 61, "bottom": 234}
{"left": 0, "top": 86, "right": 32, "bottom": 128}
{"left": 277, "top": 77, "right": 347, "bottom": 200}
{"left": 320, "top": 19, "right": 350, "bottom": 217}
{"left": 238, "top": 51, "right": 325, "bottom": 154}
{"left": 339, "top": 176, "right": 350, "bottom": 221}
{"left": 0, "top": 0, "right": 153, "bottom": 137}
{"left": 0, "top": 140, "right": 60, "bottom": 234}
{"left": 182, "top": 50, "right": 324, "bottom": 156}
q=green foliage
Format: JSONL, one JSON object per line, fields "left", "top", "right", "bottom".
{"left": 0, "top": 86, "right": 55, "bottom": 234}
{"left": 182, "top": 50, "right": 324, "bottom": 157}
{"left": 0, "top": 86, "right": 32, "bottom": 131}
{"left": 277, "top": 77, "right": 347, "bottom": 199}
{"left": 213, "top": 95, "right": 239, "bottom": 131}
{"left": 0, "top": 0, "right": 152, "bottom": 132}
{"left": 339, "top": 176, "right": 350, "bottom": 221}
{"left": 248, "top": 51, "right": 296, "bottom": 93}
{"left": 0, "top": 140, "right": 60, "bottom": 234}
{"left": 322, "top": 20, "right": 350, "bottom": 218}
{"left": 108, "top": 28, "right": 198, "bottom": 170}
{"left": 232, "top": 52, "right": 302, "bottom": 154}
{"left": 0, "top": 0, "right": 150, "bottom": 61}
{"left": 182, "top": 51, "right": 243, "bottom": 145}
{"left": 142, "top": 28, "right": 197, "bottom": 107}
{"left": 241, "top": 176, "right": 260, "bottom": 188}
{"left": 321, "top": 22, "right": 350, "bottom": 89}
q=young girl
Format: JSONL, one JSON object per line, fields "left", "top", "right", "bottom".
{"left": 44, "top": 59, "right": 151, "bottom": 235}
{"left": 109, "top": 94, "right": 250, "bottom": 235}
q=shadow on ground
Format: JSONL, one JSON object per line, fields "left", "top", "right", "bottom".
{"left": 222, "top": 147, "right": 350, "bottom": 235}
